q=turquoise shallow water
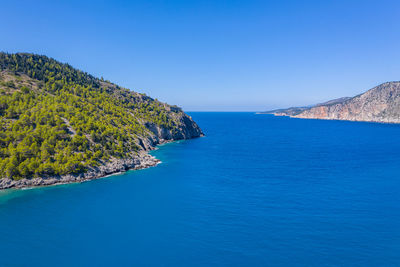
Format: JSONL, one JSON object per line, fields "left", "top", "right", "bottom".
{"left": 1, "top": 112, "right": 400, "bottom": 266}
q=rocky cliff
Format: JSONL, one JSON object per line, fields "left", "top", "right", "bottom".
{"left": 265, "top": 82, "right": 400, "bottom": 123}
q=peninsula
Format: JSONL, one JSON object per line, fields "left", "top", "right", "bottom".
{"left": 262, "top": 82, "right": 400, "bottom": 123}
{"left": 0, "top": 53, "right": 203, "bottom": 189}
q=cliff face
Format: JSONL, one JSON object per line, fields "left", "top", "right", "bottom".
{"left": 141, "top": 113, "right": 203, "bottom": 150}
{"left": 144, "top": 113, "right": 203, "bottom": 142}
{"left": 267, "top": 82, "right": 400, "bottom": 123}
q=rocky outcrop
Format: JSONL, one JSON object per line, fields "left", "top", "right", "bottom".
{"left": 0, "top": 152, "right": 160, "bottom": 190}
{"left": 266, "top": 82, "right": 400, "bottom": 123}
{"left": 143, "top": 113, "right": 204, "bottom": 146}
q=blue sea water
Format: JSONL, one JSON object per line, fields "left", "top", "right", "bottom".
{"left": 1, "top": 112, "right": 400, "bottom": 266}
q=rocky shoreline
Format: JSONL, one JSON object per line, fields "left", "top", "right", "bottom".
{"left": 0, "top": 131, "right": 204, "bottom": 191}
{"left": 268, "top": 112, "right": 400, "bottom": 124}
{"left": 0, "top": 151, "right": 162, "bottom": 190}
{"left": 0, "top": 109, "right": 204, "bottom": 191}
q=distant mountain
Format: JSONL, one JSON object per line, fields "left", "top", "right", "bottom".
{"left": 261, "top": 97, "right": 351, "bottom": 116}
{"left": 0, "top": 53, "right": 203, "bottom": 189}
{"left": 263, "top": 82, "right": 400, "bottom": 123}
{"left": 260, "top": 106, "right": 310, "bottom": 117}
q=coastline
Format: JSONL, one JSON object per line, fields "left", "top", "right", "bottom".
{"left": 0, "top": 139, "right": 177, "bottom": 191}
{"left": 257, "top": 112, "right": 400, "bottom": 125}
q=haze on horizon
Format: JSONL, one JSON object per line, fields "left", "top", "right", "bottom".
{"left": 1, "top": 0, "right": 400, "bottom": 111}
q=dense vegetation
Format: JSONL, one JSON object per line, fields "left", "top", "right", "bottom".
{"left": 0, "top": 53, "right": 187, "bottom": 180}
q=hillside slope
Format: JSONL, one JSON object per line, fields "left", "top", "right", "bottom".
{"left": 0, "top": 53, "right": 203, "bottom": 189}
{"left": 264, "top": 82, "right": 400, "bottom": 123}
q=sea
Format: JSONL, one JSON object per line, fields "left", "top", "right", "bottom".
{"left": 0, "top": 112, "right": 399, "bottom": 266}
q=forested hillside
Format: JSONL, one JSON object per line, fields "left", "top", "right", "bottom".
{"left": 0, "top": 53, "right": 203, "bottom": 181}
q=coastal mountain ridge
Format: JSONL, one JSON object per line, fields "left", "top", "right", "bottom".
{"left": 263, "top": 97, "right": 352, "bottom": 117}
{"left": 0, "top": 52, "right": 203, "bottom": 189}
{"left": 263, "top": 81, "right": 400, "bottom": 123}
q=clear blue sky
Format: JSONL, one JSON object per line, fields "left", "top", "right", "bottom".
{"left": 2, "top": 0, "right": 400, "bottom": 111}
